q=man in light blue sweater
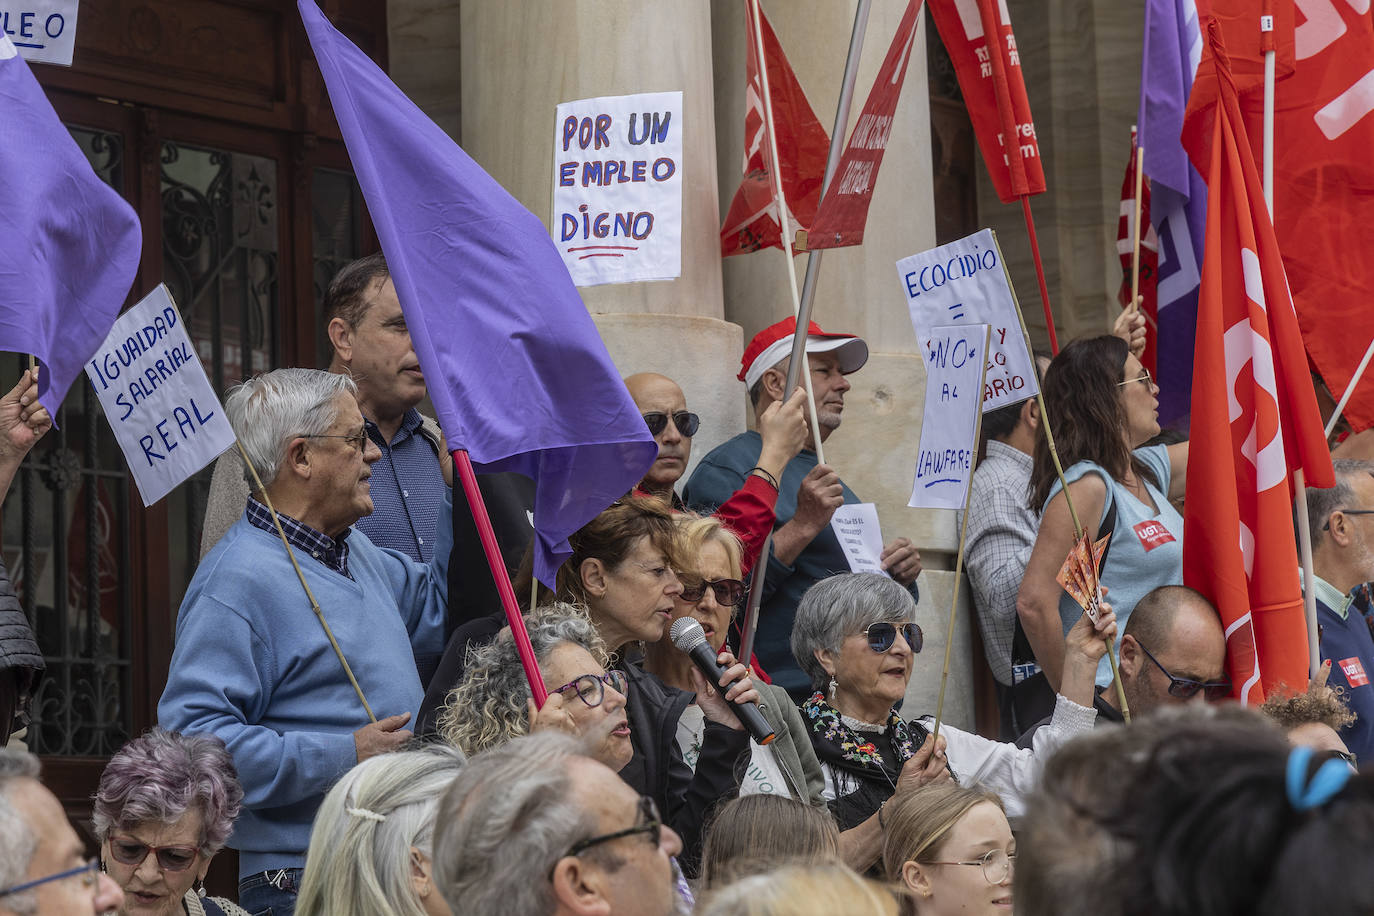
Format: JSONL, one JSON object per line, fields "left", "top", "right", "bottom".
{"left": 158, "top": 368, "right": 450, "bottom": 916}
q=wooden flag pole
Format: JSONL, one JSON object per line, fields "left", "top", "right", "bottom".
{"left": 931, "top": 326, "right": 992, "bottom": 742}
{"left": 993, "top": 230, "right": 1130, "bottom": 719}
{"left": 454, "top": 449, "right": 548, "bottom": 705}
{"left": 235, "top": 440, "right": 376, "bottom": 722}
{"left": 738, "top": 0, "right": 870, "bottom": 665}
{"left": 1130, "top": 133, "right": 1146, "bottom": 308}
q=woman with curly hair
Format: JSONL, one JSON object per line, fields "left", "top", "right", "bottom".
{"left": 1260, "top": 676, "right": 1358, "bottom": 762}
{"left": 437, "top": 603, "right": 633, "bottom": 771}
{"left": 1017, "top": 335, "right": 1188, "bottom": 692}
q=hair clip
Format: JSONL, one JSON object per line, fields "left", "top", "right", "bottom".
{"left": 346, "top": 805, "right": 387, "bottom": 822}
{"left": 1286, "top": 745, "right": 1352, "bottom": 811}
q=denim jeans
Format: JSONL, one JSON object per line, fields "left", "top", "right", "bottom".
{"left": 238, "top": 867, "right": 303, "bottom": 916}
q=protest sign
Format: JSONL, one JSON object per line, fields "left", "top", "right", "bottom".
{"left": 86, "top": 285, "right": 236, "bottom": 506}
{"left": 0, "top": 1, "right": 77, "bottom": 66}
{"left": 896, "top": 228, "right": 1037, "bottom": 411}
{"left": 829, "top": 503, "right": 888, "bottom": 576}
{"left": 552, "top": 90, "right": 683, "bottom": 287}
{"left": 909, "top": 324, "right": 990, "bottom": 510}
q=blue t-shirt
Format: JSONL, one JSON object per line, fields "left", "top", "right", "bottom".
{"left": 1045, "top": 444, "right": 1183, "bottom": 686}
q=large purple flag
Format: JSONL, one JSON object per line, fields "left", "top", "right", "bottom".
{"left": 1138, "top": 0, "right": 1206, "bottom": 426}
{"left": 298, "top": 2, "right": 656, "bottom": 583}
{"left": 0, "top": 35, "right": 141, "bottom": 419}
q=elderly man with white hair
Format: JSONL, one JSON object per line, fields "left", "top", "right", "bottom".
{"left": 159, "top": 368, "right": 451, "bottom": 916}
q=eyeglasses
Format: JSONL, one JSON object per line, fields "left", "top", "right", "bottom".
{"left": 679, "top": 577, "right": 746, "bottom": 607}
{"left": 1333, "top": 749, "right": 1359, "bottom": 771}
{"left": 865, "top": 621, "right": 923, "bottom": 654}
{"left": 0, "top": 859, "right": 99, "bottom": 897}
{"left": 567, "top": 796, "right": 662, "bottom": 858}
{"left": 552, "top": 670, "right": 629, "bottom": 709}
{"left": 108, "top": 835, "right": 202, "bottom": 872}
{"left": 1117, "top": 368, "right": 1155, "bottom": 390}
{"left": 927, "top": 849, "right": 1015, "bottom": 886}
{"left": 1136, "top": 641, "right": 1232, "bottom": 700}
{"left": 642, "top": 411, "right": 700, "bottom": 438}
{"left": 1323, "top": 509, "right": 1374, "bottom": 531}
{"left": 301, "top": 430, "right": 370, "bottom": 453}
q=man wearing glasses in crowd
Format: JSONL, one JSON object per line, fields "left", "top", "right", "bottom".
{"left": 1302, "top": 459, "right": 1374, "bottom": 764}
{"left": 1017, "top": 585, "right": 1229, "bottom": 745}
{"left": 0, "top": 749, "right": 124, "bottom": 915}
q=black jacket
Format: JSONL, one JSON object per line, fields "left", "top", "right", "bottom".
{"left": 0, "top": 556, "right": 42, "bottom": 743}
{"left": 616, "top": 660, "right": 749, "bottom": 877}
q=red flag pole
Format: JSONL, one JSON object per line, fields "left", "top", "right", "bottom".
{"left": 453, "top": 448, "right": 548, "bottom": 705}
{"left": 1019, "top": 195, "right": 1060, "bottom": 355}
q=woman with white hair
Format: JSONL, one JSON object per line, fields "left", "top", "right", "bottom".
{"left": 295, "top": 744, "right": 464, "bottom": 916}
{"left": 792, "top": 573, "right": 1113, "bottom": 870}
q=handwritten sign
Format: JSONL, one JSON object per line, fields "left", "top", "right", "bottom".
{"left": 909, "top": 324, "right": 990, "bottom": 510}
{"left": 86, "top": 285, "right": 236, "bottom": 506}
{"left": 829, "top": 503, "right": 888, "bottom": 576}
{"left": 0, "top": 1, "right": 78, "bottom": 66}
{"left": 895, "top": 228, "right": 1037, "bottom": 411}
{"left": 552, "top": 90, "right": 682, "bottom": 287}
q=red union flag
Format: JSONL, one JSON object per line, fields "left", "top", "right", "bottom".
{"left": 719, "top": 2, "right": 830, "bottom": 257}
{"left": 1181, "top": 21, "right": 1334, "bottom": 703}
{"left": 927, "top": 0, "right": 1046, "bottom": 202}
{"left": 807, "top": 0, "right": 922, "bottom": 250}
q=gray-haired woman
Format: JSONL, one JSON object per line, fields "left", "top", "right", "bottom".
{"left": 792, "top": 573, "right": 1113, "bottom": 871}
{"left": 295, "top": 744, "right": 464, "bottom": 916}
{"left": 93, "top": 729, "right": 248, "bottom": 916}
{"left": 438, "top": 603, "right": 633, "bottom": 771}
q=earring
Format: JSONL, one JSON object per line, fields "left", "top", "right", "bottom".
{"left": 196, "top": 878, "right": 207, "bottom": 898}
{"left": 828, "top": 676, "right": 838, "bottom": 698}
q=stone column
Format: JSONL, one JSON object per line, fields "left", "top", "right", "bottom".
{"left": 712, "top": 1, "right": 973, "bottom": 729}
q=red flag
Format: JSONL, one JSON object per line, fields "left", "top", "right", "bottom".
{"left": 1181, "top": 21, "right": 1335, "bottom": 704}
{"left": 719, "top": 3, "right": 830, "bottom": 257}
{"left": 1116, "top": 127, "right": 1159, "bottom": 375}
{"left": 927, "top": 0, "right": 1046, "bottom": 202}
{"left": 806, "top": 0, "right": 922, "bottom": 250}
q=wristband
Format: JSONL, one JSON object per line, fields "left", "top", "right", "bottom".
{"left": 747, "top": 466, "right": 780, "bottom": 490}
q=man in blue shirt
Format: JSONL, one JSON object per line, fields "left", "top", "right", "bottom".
{"left": 161, "top": 368, "right": 450, "bottom": 916}
{"left": 685, "top": 317, "right": 922, "bottom": 699}
{"left": 1303, "top": 459, "right": 1374, "bottom": 763}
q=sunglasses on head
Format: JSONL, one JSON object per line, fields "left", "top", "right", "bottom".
{"left": 1136, "top": 641, "right": 1232, "bottom": 700}
{"left": 642, "top": 411, "right": 700, "bottom": 438}
{"left": 679, "top": 577, "right": 745, "bottom": 607}
{"left": 108, "top": 836, "right": 200, "bottom": 872}
{"left": 865, "top": 621, "right": 923, "bottom": 654}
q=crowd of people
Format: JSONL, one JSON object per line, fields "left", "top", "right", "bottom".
{"left": 2, "top": 253, "right": 1372, "bottom": 914}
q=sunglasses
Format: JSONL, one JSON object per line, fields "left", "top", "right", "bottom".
{"left": 108, "top": 836, "right": 201, "bottom": 872}
{"left": 865, "top": 621, "right": 923, "bottom": 654}
{"left": 552, "top": 670, "right": 629, "bottom": 709}
{"left": 1136, "top": 641, "right": 1232, "bottom": 700}
{"left": 679, "top": 577, "right": 745, "bottom": 607}
{"left": 567, "top": 796, "right": 662, "bottom": 858}
{"left": 642, "top": 411, "right": 700, "bottom": 438}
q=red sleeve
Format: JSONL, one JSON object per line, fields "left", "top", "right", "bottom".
{"left": 713, "top": 474, "right": 778, "bottom": 578}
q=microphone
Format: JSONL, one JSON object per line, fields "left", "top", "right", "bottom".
{"left": 670, "top": 617, "right": 775, "bottom": 746}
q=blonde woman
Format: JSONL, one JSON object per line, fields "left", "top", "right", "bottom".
{"left": 698, "top": 862, "right": 900, "bottom": 916}
{"left": 881, "top": 785, "right": 1015, "bottom": 916}
{"left": 295, "top": 744, "right": 464, "bottom": 916}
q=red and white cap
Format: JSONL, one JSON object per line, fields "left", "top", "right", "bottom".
{"left": 738, "top": 317, "right": 869, "bottom": 389}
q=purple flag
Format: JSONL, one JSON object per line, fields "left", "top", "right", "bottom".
{"left": 0, "top": 35, "right": 141, "bottom": 420}
{"left": 298, "top": 1, "right": 656, "bottom": 584}
{"left": 1138, "top": 0, "right": 1206, "bottom": 426}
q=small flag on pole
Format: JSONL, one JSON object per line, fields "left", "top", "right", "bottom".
{"left": 0, "top": 33, "right": 141, "bottom": 419}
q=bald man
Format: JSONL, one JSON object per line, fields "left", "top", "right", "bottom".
{"left": 1018, "top": 585, "right": 1229, "bottom": 743}
{"left": 624, "top": 371, "right": 807, "bottom": 569}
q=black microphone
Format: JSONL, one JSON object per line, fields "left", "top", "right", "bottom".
{"left": 670, "top": 617, "right": 775, "bottom": 746}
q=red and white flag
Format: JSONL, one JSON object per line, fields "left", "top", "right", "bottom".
{"left": 807, "top": 0, "right": 922, "bottom": 250}
{"left": 1116, "top": 126, "right": 1159, "bottom": 375}
{"left": 719, "top": 2, "right": 830, "bottom": 258}
{"left": 927, "top": 0, "right": 1046, "bottom": 202}
{"left": 1181, "top": 20, "right": 1334, "bottom": 704}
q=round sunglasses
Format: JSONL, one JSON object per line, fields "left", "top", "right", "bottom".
{"left": 107, "top": 836, "right": 201, "bottom": 872}
{"left": 642, "top": 411, "right": 700, "bottom": 438}
{"left": 864, "top": 621, "right": 923, "bottom": 654}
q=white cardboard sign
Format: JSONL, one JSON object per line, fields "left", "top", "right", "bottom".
{"left": 0, "top": 2, "right": 78, "bottom": 66}
{"left": 896, "top": 228, "right": 1037, "bottom": 411}
{"left": 86, "top": 285, "right": 236, "bottom": 506}
{"left": 552, "top": 90, "right": 683, "bottom": 286}
{"left": 909, "top": 324, "right": 990, "bottom": 510}
{"left": 829, "top": 503, "right": 889, "bottom": 577}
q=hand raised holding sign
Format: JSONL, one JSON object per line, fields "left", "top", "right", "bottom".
{"left": 775, "top": 464, "right": 845, "bottom": 565}
{"left": 0, "top": 368, "right": 52, "bottom": 497}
